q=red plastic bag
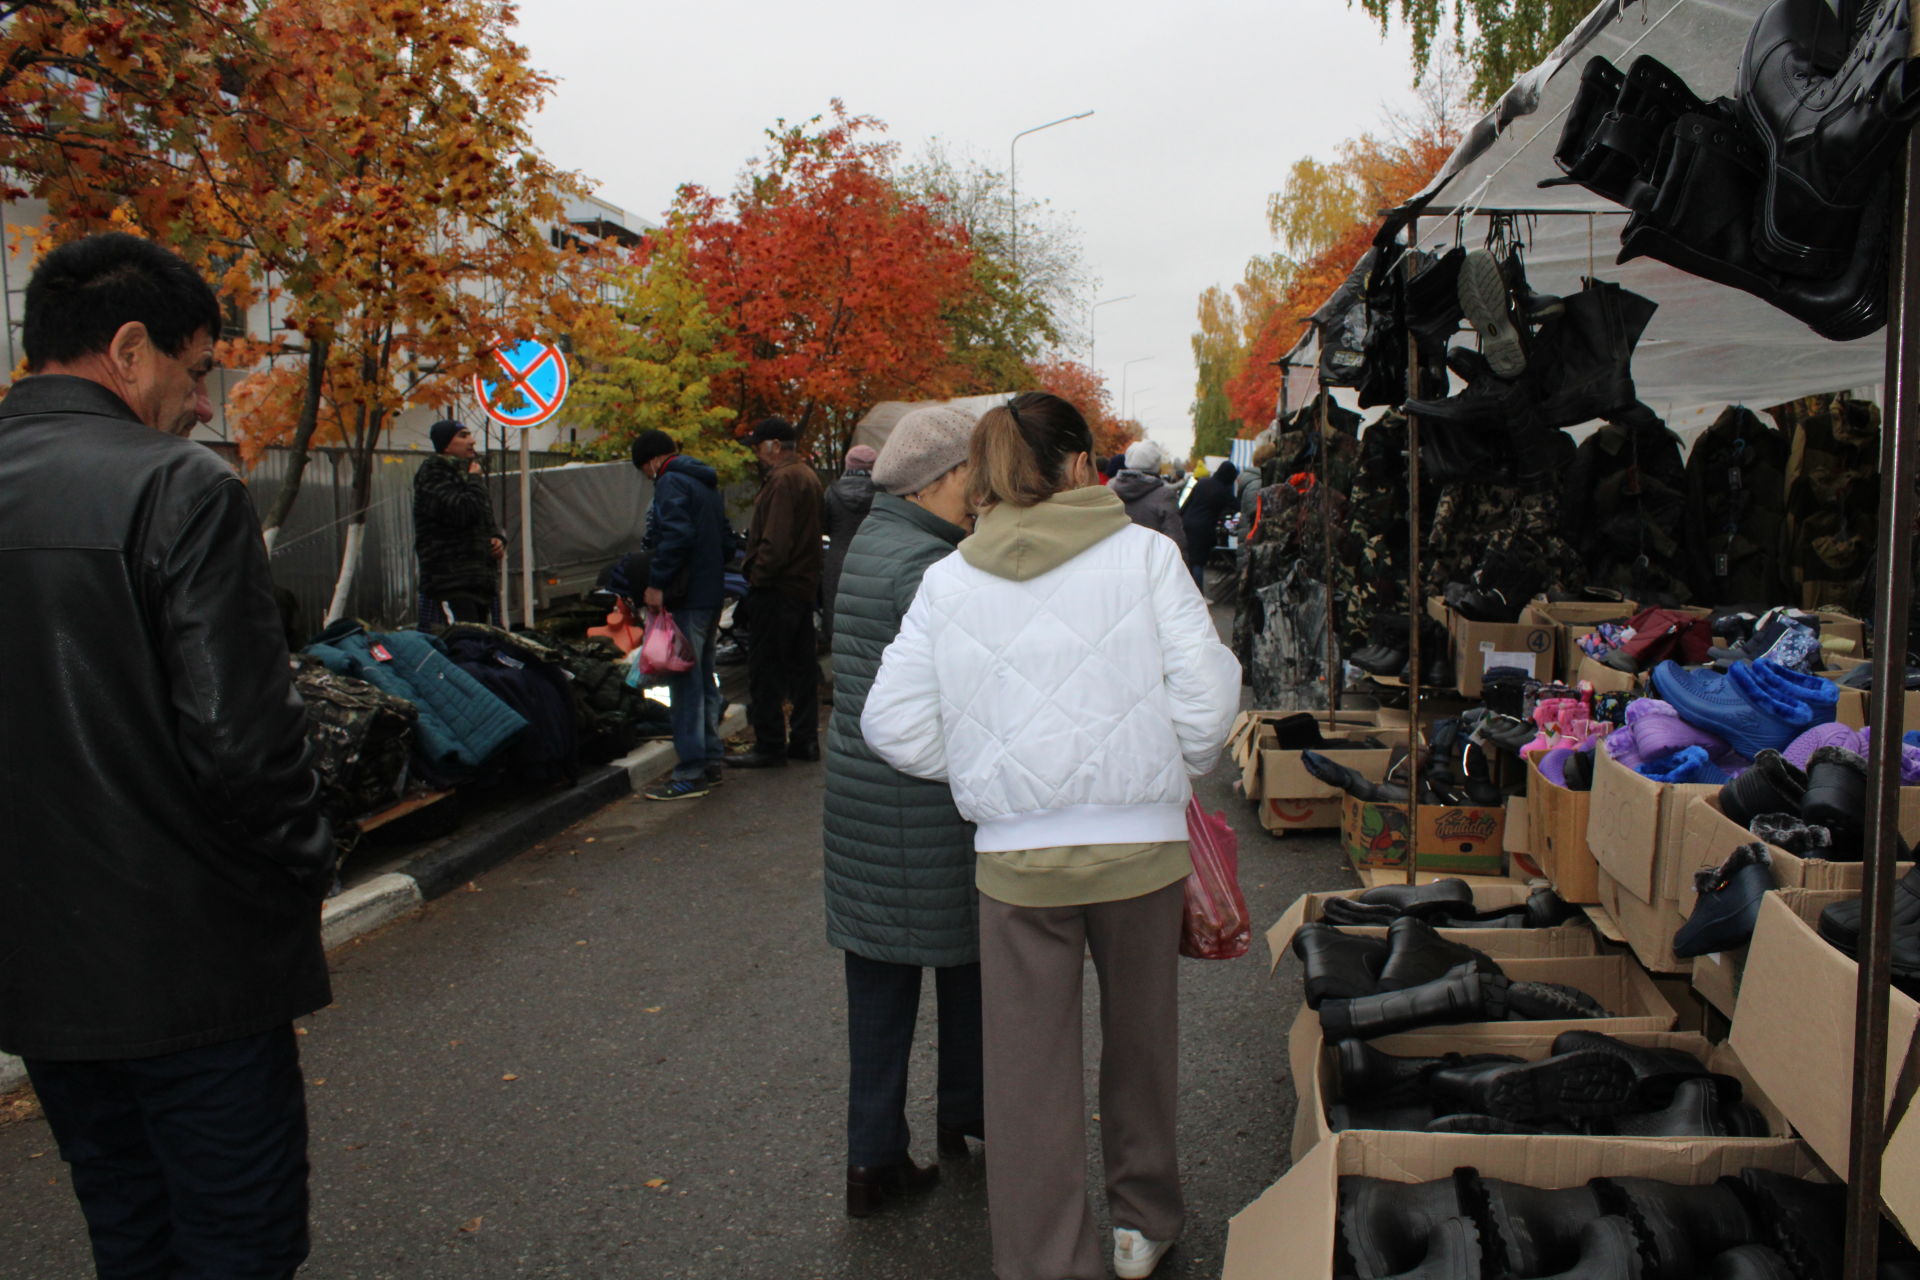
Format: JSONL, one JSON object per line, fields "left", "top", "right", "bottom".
{"left": 638, "top": 607, "right": 695, "bottom": 677}
{"left": 1180, "top": 797, "right": 1249, "bottom": 959}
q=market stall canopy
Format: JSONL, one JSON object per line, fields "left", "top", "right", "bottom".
{"left": 1364, "top": 0, "right": 1884, "bottom": 416}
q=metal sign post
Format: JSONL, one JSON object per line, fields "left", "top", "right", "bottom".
{"left": 472, "top": 339, "right": 571, "bottom": 632}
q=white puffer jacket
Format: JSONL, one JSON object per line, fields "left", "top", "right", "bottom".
{"left": 863, "top": 487, "right": 1241, "bottom": 853}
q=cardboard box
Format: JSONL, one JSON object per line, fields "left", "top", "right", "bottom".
{"left": 1224, "top": 1126, "right": 1821, "bottom": 1280}
{"left": 1257, "top": 736, "right": 1397, "bottom": 834}
{"left": 1433, "top": 597, "right": 1556, "bottom": 698}
{"left": 1341, "top": 794, "right": 1506, "bottom": 877}
{"left": 1595, "top": 867, "right": 1690, "bottom": 974}
{"left": 1522, "top": 600, "right": 1638, "bottom": 682}
{"left": 1730, "top": 890, "right": 1920, "bottom": 1238}
{"left": 1286, "top": 1011, "right": 1795, "bottom": 1163}
{"left": 1526, "top": 753, "right": 1600, "bottom": 904}
{"left": 1504, "top": 793, "right": 1531, "bottom": 856}
{"left": 1264, "top": 885, "right": 1600, "bottom": 971}
{"left": 1583, "top": 749, "right": 1717, "bottom": 971}
{"left": 1814, "top": 609, "right": 1867, "bottom": 655}
{"left": 1575, "top": 653, "right": 1642, "bottom": 694}
{"left": 1690, "top": 946, "right": 1745, "bottom": 1020}
{"left": 1306, "top": 953, "right": 1678, "bottom": 1050}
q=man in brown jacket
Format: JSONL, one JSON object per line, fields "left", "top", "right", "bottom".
{"left": 731, "top": 416, "right": 825, "bottom": 767}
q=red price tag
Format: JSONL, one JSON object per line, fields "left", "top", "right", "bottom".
{"left": 370, "top": 644, "right": 394, "bottom": 662}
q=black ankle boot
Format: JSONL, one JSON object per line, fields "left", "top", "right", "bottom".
{"left": 1546, "top": 1031, "right": 1715, "bottom": 1107}
{"left": 1803, "top": 745, "right": 1868, "bottom": 855}
{"left": 1336, "top": 1039, "right": 1523, "bottom": 1104}
{"left": 1376, "top": 917, "right": 1502, "bottom": 991}
{"left": 1478, "top": 1179, "right": 1610, "bottom": 1277}
{"left": 1428, "top": 1051, "right": 1638, "bottom": 1120}
{"left": 1327, "top": 1101, "right": 1439, "bottom": 1132}
{"left": 1336, "top": 1173, "right": 1474, "bottom": 1279}
{"left": 1718, "top": 748, "right": 1808, "bottom": 826}
{"left": 846, "top": 1157, "right": 939, "bottom": 1217}
{"left": 1290, "top": 923, "right": 1390, "bottom": 1008}
{"left": 1320, "top": 964, "right": 1509, "bottom": 1041}
{"left": 1606, "top": 1078, "right": 1733, "bottom": 1138}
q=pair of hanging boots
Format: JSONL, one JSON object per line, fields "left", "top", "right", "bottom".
{"left": 1350, "top": 614, "right": 1452, "bottom": 687}
{"left": 1543, "top": 0, "right": 1920, "bottom": 340}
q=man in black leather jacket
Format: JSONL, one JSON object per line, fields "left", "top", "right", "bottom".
{"left": 0, "top": 233, "right": 333, "bottom": 1278}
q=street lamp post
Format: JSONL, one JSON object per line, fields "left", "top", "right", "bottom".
{"left": 1010, "top": 111, "right": 1093, "bottom": 276}
{"left": 1128, "top": 388, "right": 1154, "bottom": 423}
{"left": 1120, "top": 356, "right": 1154, "bottom": 424}
{"left": 1089, "top": 294, "right": 1133, "bottom": 383}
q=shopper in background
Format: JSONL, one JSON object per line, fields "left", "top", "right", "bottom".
{"left": 0, "top": 232, "right": 333, "bottom": 1279}
{"left": 1178, "top": 459, "right": 1239, "bottom": 590}
{"left": 414, "top": 418, "right": 505, "bottom": 626}
{"left": 630, "top": 429, "right": 730, "bottom": 801}
{"left": 863, "top": 391, "right": 1240, "bottom": 1280}
{"left": 1108, "top": 438, "right": 1187, "bottom": 554}
{"left": 733, "top": 416, "right": 825, "bottom": 767}
{"left": 822, "top": 405, "right": 984, "bottom": 1218}
{"left": 821, "top": 442, "right": 878, "bottom": 645}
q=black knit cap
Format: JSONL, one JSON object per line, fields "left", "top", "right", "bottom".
{"left": 630, "top": 429, "right": 677, "bottom": 469}
{"left": 429, "top": 419, "right": 467, "bottom": 452}
{"left": 748, "top": 416, "right": 797, "bottom": 444}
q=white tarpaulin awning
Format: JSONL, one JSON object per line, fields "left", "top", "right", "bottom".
{"left": 1342, "top": 0, "right": 1886, "bottom": 422}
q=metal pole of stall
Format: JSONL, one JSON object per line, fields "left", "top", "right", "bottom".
{"left": 1403, "top": 225, "right": 1424, "bottom": 887}
{"left": 1843, "top": 124, "right": 1920, "bottom": 1280}
{"left": 1321, "top": 387, "right": 1340, "bottom": 734}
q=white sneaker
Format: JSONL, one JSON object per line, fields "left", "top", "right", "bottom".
{"left": 1113, "top": 1227, "right": 1174, "bottom": 1279}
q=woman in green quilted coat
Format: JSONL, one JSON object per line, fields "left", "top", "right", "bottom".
{"left": 822, "top": 405, "right": 981, "bottom": 1218}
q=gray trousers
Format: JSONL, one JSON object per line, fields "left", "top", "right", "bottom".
{"left": 978, "top": 882, "right": 1185, "bottom": 1280}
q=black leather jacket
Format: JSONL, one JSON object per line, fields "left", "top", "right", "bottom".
{"left": 0, "top": 376, "right": 333, "bottom": 1060}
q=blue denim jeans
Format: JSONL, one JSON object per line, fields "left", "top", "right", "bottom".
{"left": 667, "top": 606, "right": 724, "bottom": 781}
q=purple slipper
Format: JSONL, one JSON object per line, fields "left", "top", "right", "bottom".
{"left": 1540, "top": 747, "right": 1575, "bottom": 789}
{"left": 1783, "top": 722, "right": 1865, "bottom": 773}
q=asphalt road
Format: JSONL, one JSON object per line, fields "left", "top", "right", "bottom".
{"left": 0, "top": 676, "right": 1354, "bottom": 1279}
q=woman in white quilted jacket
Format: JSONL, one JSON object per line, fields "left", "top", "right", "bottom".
{"left": 863, "top": 391, "right": 1241, "bottom": 1280}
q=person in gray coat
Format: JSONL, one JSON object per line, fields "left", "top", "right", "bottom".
{"left": 820, "top": 443, "right": 878, "bottom": 643}
{"left": 1108, "top": 438, "right": 1188, "bottom": 555}
{"left": 822, "top": 404, "right": 982, "bottom": 1218}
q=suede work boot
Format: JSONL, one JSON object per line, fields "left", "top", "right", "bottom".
{"left": 1320, "top": 963, "right": 1510, "bottom": 1041}
{"left": 1335, "top": 1039, "right": 1524, "bottom": 1104}
{"left": 1428, "top": 1051, "right": 1638, "bottom": 1121}
{"left": 1336, "top": 1172, "right": 1476, "bottom": 1280}
{"left": 1376, "top": 918, "right": 1504, "bottom": 992}
{"left": 1290, "top": 923, "right": 1390, "bottom": 1008}
{"left": 1478, "top": 1179, "right": 1610, "bottom": 1277}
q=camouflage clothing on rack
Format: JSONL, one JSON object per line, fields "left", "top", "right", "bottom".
{"left": 1772, "top": 393, "right": 1881, "bottom": 609}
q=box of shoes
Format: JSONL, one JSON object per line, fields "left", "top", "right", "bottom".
{"left": 1286, "top": 1011, "right": 1796, "bottom": 1163}
{"left": 1730, "top": 890, "right": 1920, "bottom": 1237}
{"left": 1677, "top": 793, "right": 1917, "bottom": 921}
{"left": 1340, "top": 794, "right": 1506, "bottom": 876}
{"left": 1223, "top": 1124, "right": 1824, "bottom": 1280}
{"left": 1521, "top": 600, "right": 1638, "bottom": 683}
{"left": 1265, "top": 886, "right": 1600, "bottom": 968}
{"left": 1583, "top": 748, "right": 1719, "bottom": 972}
{"left": 1259, "top": 740, "right": 1399, "bottom": 834}
{"left": 1526, "top": 754, "right": 1600, "bottom": 904}
{"left": 1434, "top": 598, "right": 1556, "bottom": 699}
{"left": 1574, "top": 652, "right": 1643, "bottom": 694}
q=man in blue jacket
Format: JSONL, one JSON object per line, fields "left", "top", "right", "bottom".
{"left": 632, "top": 430, "right": 730, "bottom": 799}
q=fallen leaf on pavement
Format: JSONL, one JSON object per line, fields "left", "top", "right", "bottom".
{"left": 644, "top": 1179, "right": 668, "bottom": 1191}
{"left": 459, "top": 1217, "right": 483, "bottom": 1233}
{"left": 501, "top": 1073, "right": 519, "bottom": 1082}
{"left": 464, "top": 882, "right": 482, "bottom": 893}
{"left": 644, "top": 1007, "right": 662, "bottom": 1014}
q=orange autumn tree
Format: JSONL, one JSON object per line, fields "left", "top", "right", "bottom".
{"left": 672, "top": 104, "right": 978, "bottom": 462}
{"left": 210, "top": 0, "right": 612, "bottom": 617}
{"left": 1027, "top": 355, "right": 1136, "bottom": 459}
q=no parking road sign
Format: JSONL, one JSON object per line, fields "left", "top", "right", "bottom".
{"left": 474, "top": 339, "right": 570, "bottom": 429}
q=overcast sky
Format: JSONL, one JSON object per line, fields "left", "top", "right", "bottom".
{"left": 510, "top": 0, "right": 1422, "bottom": 459}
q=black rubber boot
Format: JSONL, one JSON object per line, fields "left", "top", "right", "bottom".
{"left": 1377, "top": 918, "right": 1503, "bottom": 992}
{"left": 1606, "top": 1078, "right": 1730, "bottom": 1138}
{"left": 1321, "top": 897, "right": 1407, "bottom": 926}
{"left": 1478, "top": 1179, "right": 1609, "bottom": 1277}
{"left": 1707, "top": 1245, "right": 1796, "bottom": 1280}
{"left": 1424, "top": 1113, "right": 1551, "bottom": 1135}
{"left": 1428, "top": 1051, "right": 1638, "bottom": 1120}
{"left": 1356, "top": 878, "right": 1474, "bottom": 911}
{"left": 1507, "top": 981, "right": 1612, "bottom": 1020}
{"left": 1320, "top": 964, "right": 1510, "bottom": 1041}
{"left": 1335, "top": 1039, "right": 1524, "bottom": 1104}
{"left": 1290, "top": 923, "right": 1390, "bottom": 1008}
{"left": 1326, "top": 1101, "right": 1438, "bottom": 1132}
{"left": 1739, "top": 1169, "right": 1846, "bottom": 1280}
{"left": 1600, "top": 1175, "right": 1761, "bottom": 1280}
{"left": 1336, "top": 1173, "right": 1474, "bottom": 1280}
{"left": 1533, "top": 1216, "right": 1648, "bottom": 1279}
{"left": 1390, "top": 1215, "right": 1485, "bottom": 1280}
{"left": 1803, "top": 745, "right": 1868, "bottom": 856}
{"left": 1819, "top": 863, "right": 1920, "bottom": 951}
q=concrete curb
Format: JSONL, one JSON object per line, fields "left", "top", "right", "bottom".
{"left": 0, "top": 706, "right": 751, "bottom": 1101}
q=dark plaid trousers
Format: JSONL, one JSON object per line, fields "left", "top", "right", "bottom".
{"left": 843, "top": 951, "right": 984, "bottom": 1168}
